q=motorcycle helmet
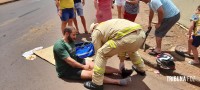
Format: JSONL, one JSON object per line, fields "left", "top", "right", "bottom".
{"left": 156, "top": 53, "right": 175, "bottom": 70}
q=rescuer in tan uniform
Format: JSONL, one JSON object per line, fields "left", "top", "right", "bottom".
{"left": 84, "top": 19, "right": 146, "bottom": 90}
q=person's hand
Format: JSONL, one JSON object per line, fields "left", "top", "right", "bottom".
{"left": 148, "top": 23, "right": 152, "bottom": 29}
{"left": 187, "top": 32, "right": 191, "bottom": 36}
{"left": 155, "top": 23, "right": 161, "bottom": 29}
{"left": 58, "top": 9, "right": 62, "bottom": 17}
{"left": 83, "top": 65, "right": 90, "bottom": 70}
{"left": 97, "top": 10, "right": 103, "bottom": 18}
{"left": 82, "top": 1, "right": 85, "bottom": 6}
{"left": 119, "top": 62, "right": 125, "bottom": 71}
{"left": 148, "top": 26, "right": 152, "bottom": 30}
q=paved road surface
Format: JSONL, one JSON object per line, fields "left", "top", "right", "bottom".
{"left": 0, "top": 0, "right": 198, "bottom": 90}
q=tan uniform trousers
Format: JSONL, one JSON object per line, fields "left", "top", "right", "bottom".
{"left": 92, "top": 29, "right": 146, "bottom": 85}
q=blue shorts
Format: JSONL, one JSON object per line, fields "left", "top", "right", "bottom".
{"left": 60, "top": 8, "right": 74, "bottom": 21}
{"left": 192, "top": 35, "right": 200, "bottom": 47}
{"left": 74, "top": 2, "right": 84, "bottom": 16}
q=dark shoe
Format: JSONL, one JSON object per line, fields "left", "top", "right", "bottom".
{"left": 148, "top": 50, "right": 161, "bottom": 56}
{"left": 175, "top": 50, "right": 193, "bottom": 58}
{"left": 132, "top": 66, "right": 146, "bottom": 76}
{"left": 85, "top": 31, "right": 89, "bottom": 34}
{"left": 84, "top": 81, "right": 103, "bottom": 90}
{"left": 121, "top": 68, "right": 133, "bottom": 78}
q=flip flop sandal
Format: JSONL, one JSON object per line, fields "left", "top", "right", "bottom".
{"left": 149, "top": 47, "right": 156, "bottom": 51}
{"left": 148, "top": 50, "right": 161, "bottom": 56}
{"left": 188, "top": 60, "right": 200, "bottom": 65}
{"left": 175, "top": 50, "right": 193, "bottom": 58}
{"left": 85, "top": 31, "right": 89, "bottom": 34}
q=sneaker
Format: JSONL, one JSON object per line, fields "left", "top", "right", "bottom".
{"left": 121, "top": 68, "right": 133, "bottom": 78}
{"left": 188, "top": 60, "right": 200, "bottom": 65}
{"left": 84, "top": 81, "right": 103, "bottom": 90}
{"left": 132, "top": 66, "right": 146, "bottom": 76}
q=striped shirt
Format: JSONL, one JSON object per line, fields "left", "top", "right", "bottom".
{"left": 149, "top": 0, "right": 179, "bottom": 18}
{"left": 191, "top": 14, "right": 200, "bottom": 36}
{"left": 124, "top": 1, "right": 139, "bottom": 14}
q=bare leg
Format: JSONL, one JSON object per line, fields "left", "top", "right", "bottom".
{"left": 61, "top": 21, "right": 67, "bottom": 35}
{"left": 105, "top": 66, "right": 121, "bottom": 74}
{"left": 117, "top": 6, "right": 122, "bottom": 18}
{"left": 80, "top": 16, "right": 88, "bottom": 33}
{"left": 191, "top": 45, "right": 199, "bottom": 61}
{"left": 73, "top": 18, "right": 79, "bottom": 33}
{"left": 81, "top": 70, "right": 130, "bottom": 85}
{"left": 85, "top": 60, "right": 120, "bottom": 74}
{"left": 155, "top": 37, "right": 162, "bottom": 53}
{"left": 103, "top": 76, "right": 119, "bottom": 84}
{"left": 81, "top": 70, "right": 93, "bottom": 79}
{"left": 118, "top": 52, "right": 126, "bottom": 70}
{"left": 68, "top": 19, "right": 73, "bottom": 26}
{"left": 187, "top": 37, "right": 193, "bottom": 54}
{"left": 121, "top": 5, "right": 125, "bottom": 18}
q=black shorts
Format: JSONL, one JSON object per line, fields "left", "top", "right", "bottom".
{"left": 192, "top": 35, "right": 200, "bottom": 47}
{"left": 61, "top": 59, "right": 86, "bottom": 80}
{"left": 155, "top": 13, "right": 180, "bottom": 38}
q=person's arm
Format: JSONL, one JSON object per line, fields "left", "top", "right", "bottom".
{"left": 148, "top": 9, "right": 154, "bottom": 28}
{"left": 55, "top": 0, "right": 62, "bottom": 16}
{"left": 64, "top": 56, "right": 90, "bottom": 70}
{"left": 188, "top": 21, "right": 195, "bottom": 37}
{"left": 94, "top": 0, "right": 99, "bottom": 10}
{"left": 155, "top": 6, "right": 164, "bottom": 29}
{"left": 82, "top": 0, "right": 85, "bottom": 6}
{"left": 54, "top": 43, "right": 90, "bottom": 70}
{"left": 55, "top": 0, "right": 60, "bottom": 10}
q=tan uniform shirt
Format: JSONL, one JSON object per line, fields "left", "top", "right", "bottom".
{"left": 91, "top": 19, "right": 142, "bottom": 52}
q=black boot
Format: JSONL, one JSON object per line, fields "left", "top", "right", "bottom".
{"left": 132, "top": 66, "right": 146, "bottom": 76}
{"left": 84, "top": 81, "right": 103, "bottom": 90}
{"left": 121, "top": 68, "right": 133, "bottom": 78}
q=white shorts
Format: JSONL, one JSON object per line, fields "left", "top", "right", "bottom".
{"left": 115, "top": 0, "right": 126, "bottom": 6}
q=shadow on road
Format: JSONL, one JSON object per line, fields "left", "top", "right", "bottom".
{"left": 60, "top": 74, "right": 150, "bottom": 90}
{"left": 61, "top": 78, "right": 85, "bottom": 84}
{"left": 104, "top": 75, "right": 150, "bottom": 90}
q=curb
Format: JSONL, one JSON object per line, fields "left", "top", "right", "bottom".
{"left": 0, "top": 0, "right": 19, "bottom": 5}
{"left": 139, "top": 45, "right": 200, "bottom": 87}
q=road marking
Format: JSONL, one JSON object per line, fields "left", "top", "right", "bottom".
{"left": 0, "top": 17, "right": 18, "bottom": 27}
{"left": 30, "top": 0, "right": 41, "bottom": 3}
{"left": 19, "top": 8, "right": 40, "bottom": 18}
{"left": 0, "top": 8, "right": 40, "bottom": 27}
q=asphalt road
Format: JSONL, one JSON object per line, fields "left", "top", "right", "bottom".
{"left": 0, "top": 0, "right": 198, "bottom": 90}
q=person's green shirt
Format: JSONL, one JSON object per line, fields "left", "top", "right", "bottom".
{"left": 53, "top": 39, "right": 82, "bottom": 77}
